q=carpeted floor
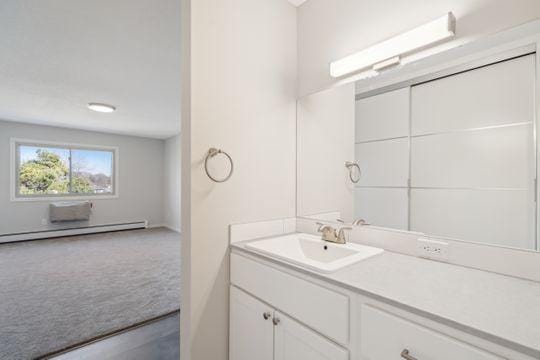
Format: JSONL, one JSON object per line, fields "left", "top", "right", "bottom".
{"left": 0, "top": 228, "right": 181, "bottom": 360}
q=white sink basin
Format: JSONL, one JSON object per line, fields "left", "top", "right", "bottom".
{"left": 245, "top": 233, "right": 383, "bottom": 273}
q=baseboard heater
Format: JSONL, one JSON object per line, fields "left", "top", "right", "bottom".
{"left": 0, "top": 221, "right": 148, "bottom": 244}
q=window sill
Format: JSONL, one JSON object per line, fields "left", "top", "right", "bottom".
{"left": 10, "top": 194, "right": 119, "bottom": 202}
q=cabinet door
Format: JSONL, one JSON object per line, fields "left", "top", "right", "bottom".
{"left": 274, "top": 311, "right": 348, "bottom": 360}
{"left": 230, "top": 286, "right": 274, "bottom": 360}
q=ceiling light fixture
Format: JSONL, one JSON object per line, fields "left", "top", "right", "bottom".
{"left": 87, "top": 103, "right": 116, "bottom": 113}
{"left": 330, "top": 12, "right": 456, "bottom": 78}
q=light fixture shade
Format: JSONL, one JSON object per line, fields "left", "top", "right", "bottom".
{"left": 88, "top": 103, "right": 116, "bottom": 113}
{"left": 330, "top": 12, "right": 456, "bottom": 78}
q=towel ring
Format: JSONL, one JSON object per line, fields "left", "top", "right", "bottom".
{"left": 205, "top": 147, "right": 234, "bottom": 183}
{"left": 345, "top": 161, "right": 361, "bottom": 183}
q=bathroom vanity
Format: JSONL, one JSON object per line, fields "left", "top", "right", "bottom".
{"left": 229, "top": 21, "right": 540, "bottom": 360}
{"left": 230, "top": 233, "right": 540, "bottom": 360}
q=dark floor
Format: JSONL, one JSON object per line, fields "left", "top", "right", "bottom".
{"left": 50, "top": 312, "right": 180, "bottom": 360}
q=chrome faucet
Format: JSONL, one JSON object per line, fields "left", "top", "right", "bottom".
{"left": 316, "top": 222, "right": 352, "bottom": 244}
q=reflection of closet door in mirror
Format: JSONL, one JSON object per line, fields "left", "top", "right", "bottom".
{"left": 355, "top": 188, "right": 409, "bottom": 230}
{"left": 355, "top": 88, "right": 410, "bottom": 229}
{"left": 410, "top": 54, "right": 536, "bottom": 249}
{"left": 355, "top": 87, "right": 410, "bottom": 142}
{"left": 355, "top": 138, "right": 409, "bottom": 187}
{"left": 411, "top": 55, "right": 535, "bottom": 136}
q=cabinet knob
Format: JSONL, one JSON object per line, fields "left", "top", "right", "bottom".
{"left": 272, "top": 317, "right": 280, "bottom": 326}
{"left": 263, "top": 312, "right": 272, "bottom": 320}
{"left": 401, "top": 349, "right": 418, "bottom": 360}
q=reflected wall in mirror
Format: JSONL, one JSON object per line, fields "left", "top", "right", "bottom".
{"left": 297, "top": 33, "right": 539, "bottom": 252}
{"left": 297, "top": 84, "right": 356, "bottom": 223}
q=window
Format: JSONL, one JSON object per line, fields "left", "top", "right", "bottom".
{"left": 12, "top": 140, "right": 117, "bottom": 200}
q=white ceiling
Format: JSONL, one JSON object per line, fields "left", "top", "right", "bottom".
{"left": 0, "top": 1, "right": 181, "bottom": 139}
{"left": 287, "top": 0, "right": 309, "bottom": 6}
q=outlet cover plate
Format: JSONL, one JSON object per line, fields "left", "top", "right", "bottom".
{"left": 417, "top": 237, "right": 449, "bottom": 261}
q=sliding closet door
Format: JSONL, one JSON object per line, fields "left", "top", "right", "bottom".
{"left": 355, "top": 88, "right": 410, "bottom": 229}
{"left": 410, "top": 54, "right": 536, "bottom": 249}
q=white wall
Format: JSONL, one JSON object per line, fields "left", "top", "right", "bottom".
{"left": 0, "top": 120, "right": 165, "bottom": 234}
{"left": 188, "top": 0, "right": 297, "bottom": 358}
{"left": 179, "top": 0, "right": 191, "bottom": 357}
{"left": 164, "top": 135, "right": 181, "bottom": 232}
{"left": 297, "top": 84, "right": 355, "bottom": 221}
{"left": 298, "top": 0, "right": 540, "bottom": 96}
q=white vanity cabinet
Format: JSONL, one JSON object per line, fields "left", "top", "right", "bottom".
{"left": 230, "top": 252, "right": 349, "bottom": 344}
{"left": 358, "top": 304, "right": 504, "bottom": 360}
{"left": 230, "top": 286, "right": 348, "bottom": 360}
{"left": 230, "top": 286, "right": 274, "bottom": 360}
{"left": 230, "top": 251, "right": 537, "bottom": 360}
{"left": 274, "top": 311, "right": 349, "bottom": 360}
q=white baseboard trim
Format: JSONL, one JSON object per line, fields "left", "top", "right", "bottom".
{"left": 148, "top": 223, "right": 181, "bottom": 233}
{"left": 147, "top": 223, "right": 166, "bottom": 229}
{"left": 148, "top": 224, "right": 182, "bottom": 233}
{"left": 0, "top": 221, "right": 148, "bottom": 244}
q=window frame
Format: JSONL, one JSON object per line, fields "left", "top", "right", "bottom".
{"left": 10, "top": 138, "right": 119, "bottom": 202}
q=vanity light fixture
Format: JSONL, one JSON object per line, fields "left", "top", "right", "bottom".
{"left": 87, "top": 103, "right": 116, "bottom": 113}
{"left": 330, "top": 12, "right": 456, "bottom": 78}
{"left": 372, "top": 56, "right": 401, "bottom": 72}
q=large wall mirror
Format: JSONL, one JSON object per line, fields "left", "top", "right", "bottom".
{"left": 297, "top": 25, "right": 540, "bottom": 253}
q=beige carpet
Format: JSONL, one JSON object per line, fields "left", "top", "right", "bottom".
{"left": 0, "top": 228, "right": 181, "bottom": 360}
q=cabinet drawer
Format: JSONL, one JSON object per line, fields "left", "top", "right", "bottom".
{"left": 231, "top": 253, "right": 349, "bottom": 344}
{"left": 359, "top": 304, "right": 504, "bottom": 360}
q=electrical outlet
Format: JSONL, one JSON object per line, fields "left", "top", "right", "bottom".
{"left": 417, "top": 238, "right": 449, "bottom": 261}
{"left": 41, "top": 218, "right": 48, "bottom": 225}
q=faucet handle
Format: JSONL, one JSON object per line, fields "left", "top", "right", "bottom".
{"left": 337, "top": 226, "right": 353, "bottom": 243}
{"left": 352, "top": 218, "right": 370, "bottom": 226}
{"left": 316, "top": 222, "right": 335, "bottom": 231}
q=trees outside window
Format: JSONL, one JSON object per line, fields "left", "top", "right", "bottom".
{"left": 15, "top": 143, "right": 115, "bottom": 198}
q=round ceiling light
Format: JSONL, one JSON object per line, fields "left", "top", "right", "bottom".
{"left": 87, "top": 103, "right": 116, "bottom": 113}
